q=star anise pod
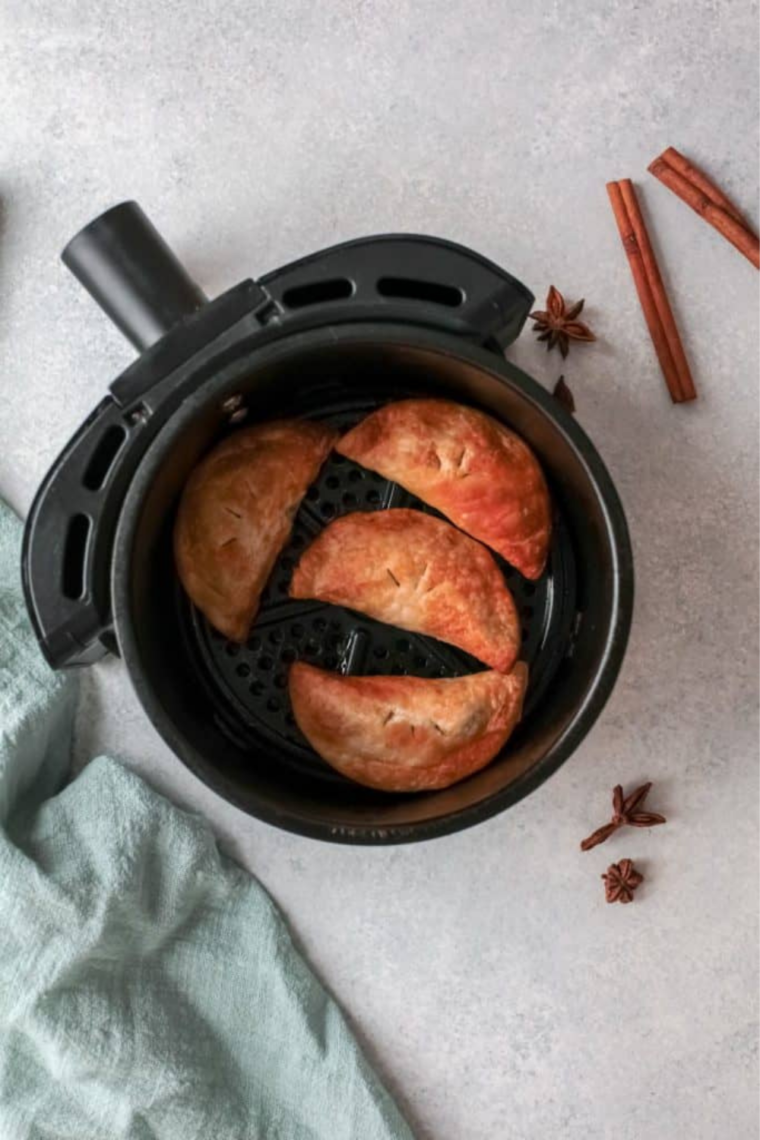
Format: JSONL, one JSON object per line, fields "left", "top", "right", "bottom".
{"left": 529, "top": 286, "right": 596, "bottom": 359}
{"left": 602, "top": 858, "right": 643, "bottom": 904}
{"left": 580, "top": 782, "right": 666, "bottom": 851}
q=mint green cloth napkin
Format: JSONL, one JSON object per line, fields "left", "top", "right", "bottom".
{"left": 0, "top": 501, "right": 413, "bottom": 1140}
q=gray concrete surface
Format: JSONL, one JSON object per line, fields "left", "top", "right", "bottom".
{"left": 1, "top": 2, "right": 758, "bottom": 1137}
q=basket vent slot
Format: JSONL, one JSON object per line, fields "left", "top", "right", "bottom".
{"left": 282, "top": 278, "right": 353, "bottom": 309}
{"left": 62, "top": 514, "right": 90, "bottom": 600}
{"left": 82, "top": 425, "right": 126, "bottom": 490}
{"left": 376, "top": 277, "right": 463, "bottom": 307}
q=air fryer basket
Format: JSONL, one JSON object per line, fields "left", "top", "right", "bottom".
{"left": 113, "top": 327, "right": 632, "bottom": 843}
{"left": 23, "top": 203, "right": 633, "bottom": 843}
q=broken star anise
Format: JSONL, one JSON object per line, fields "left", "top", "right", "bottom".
{"left": 580, "top": 782, "right": 666, "bottom": 851}
{"left": 553, "top": 375, "right": 575, "bottom": 414}
{"left": 602, "top": 859, "right": 643, "bottom": 904}
{"left": 529, "top": 286, "right": 596, "bottom": 359}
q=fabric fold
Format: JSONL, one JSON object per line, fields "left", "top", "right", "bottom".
{"left": 0, "top": 500, "right": 413, "bottom": 1140}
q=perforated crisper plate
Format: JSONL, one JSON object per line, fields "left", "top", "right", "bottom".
{"left": 175, "top": 393, "right": 578, "bottom": 784}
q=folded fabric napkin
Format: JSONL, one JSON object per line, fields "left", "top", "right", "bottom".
{"left": 0, "top": 500, "right": 413, "bottom": 1140}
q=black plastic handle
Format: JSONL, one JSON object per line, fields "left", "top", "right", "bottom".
{"left": 259, "top": 234, "right": 535, "bottom": 351}
{"left": 62, "top": 201, "right": 207, "bottom": 351}
{"left": 22, "top": 280, "right": 269, "bottom": 669}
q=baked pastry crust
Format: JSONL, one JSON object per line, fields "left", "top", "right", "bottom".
{"left": 338, "top": 398, "right": 552, "bottom": 579}
{"left": 174, "top": 419, "right": 337, "bottom": 641}
{"left": 289, "top": 661, "right": 528, "bottom": 792}
{"left": 290, "top": 508, "right": 520, "bottom": 672}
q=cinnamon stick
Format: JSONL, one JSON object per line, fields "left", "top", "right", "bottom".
{"left": 656, "top": 147, "right": 748, "bottom": 227}
{"left": 649, "top": 150, "right": 759, "bottom": 270}
{"left": 618, "top": 180, "right": 697, "bottom": 403}
{"left": 607, "top": 179, "right": 697, "bottom": 403}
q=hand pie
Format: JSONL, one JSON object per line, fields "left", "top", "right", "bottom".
{"left": 289, "top": 661, "right": 528, "bottom": 792}
{"left": 337, "top": 398, "right": 552, "bottom": 579}
{"left": 174, "top": 419, "right": 337, "bottom": 642}
{"left": 290, "top": 508, "right": 520, "bottom": 673}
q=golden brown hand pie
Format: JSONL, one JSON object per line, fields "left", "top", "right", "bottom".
{"left": 337, "top": 398, "right": 552, "bottom": 579}
{"left": 289, "top": 661, "right": 528, "bottom": 792}
{"left": 290, "top": 508, "right": 520, "bottom": 672}
{"left": 174, "top": 419, "right": 337, "bottom": 642}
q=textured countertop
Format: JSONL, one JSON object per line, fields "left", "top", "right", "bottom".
{"left": 1, "top": 3, "right": 758, "bottom": 1137}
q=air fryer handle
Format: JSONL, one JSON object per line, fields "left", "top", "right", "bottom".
{"left": 62, "top": 201, "right": 207, "bottom": 352}
{"left": 261, "top": 234, "right": 535, "bottom": 350}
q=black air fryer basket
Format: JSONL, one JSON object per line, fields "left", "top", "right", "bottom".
{"left": 22, "top": 202, "right": 633, "bottom": 843}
